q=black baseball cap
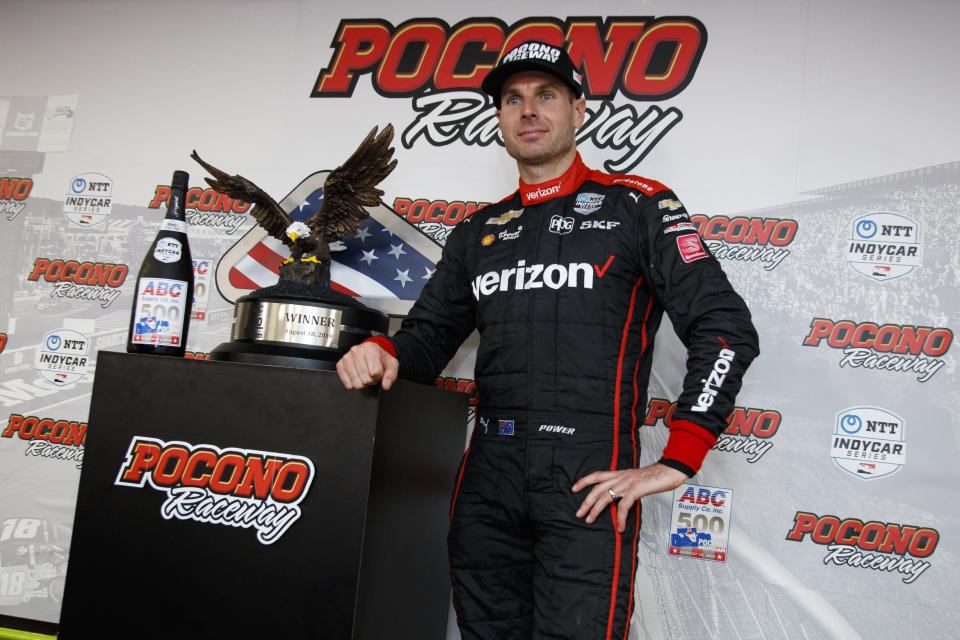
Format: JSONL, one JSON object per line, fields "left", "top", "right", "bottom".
{"left": 481, "top": 41, "right": 583, "bottom": 108}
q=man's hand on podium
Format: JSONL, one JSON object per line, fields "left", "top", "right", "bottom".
{"left": 336, "top": 342, "right": 400, "bottom": 390}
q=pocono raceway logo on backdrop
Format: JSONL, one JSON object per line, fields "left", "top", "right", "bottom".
{"left": 802, "top": 318, "right": 952, "bottom": 382}
{"left": 312, "top": 16, "right": 708, "bottom": 173}
{"left": 786, "top": 512, "right": 939, "bottom": 584}
{"left": 644, "top": 397, "right": 781, "bottom": 463}
{"left": 393, "top": 197, "right": 487, "bottom": 245}
{"left": 27, "top": 258, "right": 128, "bottom": 308}
{"left": 831, "top": 406, "right": 906, "bottom": 480}
{"left": 115, "top": 437, "right": 315, "bottom": 545}
{"left": 689, "top": 214, "right": 797, "bottom": 271}
{"left": 846, "top": 212, "right": 921, "bottom": 281}
{"left": 62, "top": 172, "right": 113, "bottom": 227}
{"left": 0, "top": 176, "right": 32, "bottom": 221}
{"left": 2, "top": 414, "right": 86, "bottom": 468}
{"left": 149, "top": 183, "right": 251, "bottom": 236}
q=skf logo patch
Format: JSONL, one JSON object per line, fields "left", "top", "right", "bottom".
{"left": 115, "top": 436, "right": 315, "bottom": 545}
{"left": 487, "top": 209, "right": 524, "bottom": 225}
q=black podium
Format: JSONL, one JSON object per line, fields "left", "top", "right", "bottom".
{"left": 59, "top": 352, "right": 467, "bottom": 639}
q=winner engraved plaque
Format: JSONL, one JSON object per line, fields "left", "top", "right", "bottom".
{"left": 192, "top": 126, "right": 396, "bottom": 370}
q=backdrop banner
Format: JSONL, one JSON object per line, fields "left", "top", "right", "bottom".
{"left": 0, "top": 2, "right": 957, "bottom": 638}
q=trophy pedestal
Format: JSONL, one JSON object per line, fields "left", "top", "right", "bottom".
{"left": 211, "top": 282, "right": 388, "bottom": 370}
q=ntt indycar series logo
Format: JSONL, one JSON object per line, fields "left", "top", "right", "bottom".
{"left": 832, "top": 407, "right": 905, "bottom": 480}
{"left": 312, "top": 16, "right": 707, "bottom": 173}
{"left": 786, "top": 511, "right": 938, "bottom": 584}
{"left": 115, "top": 437, "right": 315, "bottom": 545}
{"left": 802, "top": 318, "right": 951, "bottom": 382}
{"left": 847, "top": 212, "right": 921, "bottom": 281}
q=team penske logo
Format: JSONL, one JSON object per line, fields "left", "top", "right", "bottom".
{"left": 0, "top": 177, "right": 32, "bottom": 221}
{"left": 802, "top": 318, "right": 951, "bottom": 382}
{"left": 786, "top": 511, "right": 938, "bottom": 584}
{"left": 311, "top": 16, "right": 706, "bottom": 173}
{"left": 115, "top": 436, "right": 315, "bottom": 545}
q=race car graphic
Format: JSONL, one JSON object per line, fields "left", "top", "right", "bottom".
{"left": 0, "top": 517, "right": 71, "bottom": 606}
{"left": 671, "top": 527, "right": 712, "bottom": 549}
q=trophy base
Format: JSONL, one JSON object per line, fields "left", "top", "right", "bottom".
{"left": 210, "top": 285, "right": 389, "bottom": 371}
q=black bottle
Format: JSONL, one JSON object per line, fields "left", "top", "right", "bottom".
{"left": 127, "top": 170, "right": 194, "bottom": 356}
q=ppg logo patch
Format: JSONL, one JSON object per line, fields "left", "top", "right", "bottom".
{"left": 549, "top": 215, "right": 574, "bottom": 235}
{"left": 498, "top": 420, "right": 515, "bottom": 436}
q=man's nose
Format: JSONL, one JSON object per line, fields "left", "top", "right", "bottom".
{"left": 520, "top": 99, "right": 539, "bottom": 118}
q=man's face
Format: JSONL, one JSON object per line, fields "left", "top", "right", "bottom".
{"left": 496, "top": 71, "right": 586, "bottom": 169}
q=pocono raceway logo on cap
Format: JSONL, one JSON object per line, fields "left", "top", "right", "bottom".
{"left": 786, "top": 511, "right": 939, "bottom": 584}
{"left": 115, "top": 437, "right": 315, "bottom": 545}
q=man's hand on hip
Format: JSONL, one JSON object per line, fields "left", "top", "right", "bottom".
{"left": 572, "top": 463, "right": 688, "bottom": 533}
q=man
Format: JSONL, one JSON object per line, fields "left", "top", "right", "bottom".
{"left": 337, "top": 41, "right": 759, "bottom": 640}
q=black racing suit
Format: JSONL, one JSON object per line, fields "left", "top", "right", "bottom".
{"left": 378, "top": 154, "right": 759, "bottom": 639}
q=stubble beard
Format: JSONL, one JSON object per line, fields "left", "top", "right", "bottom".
{"left": 504, "top": 119, "right": 578, "bottom": 168}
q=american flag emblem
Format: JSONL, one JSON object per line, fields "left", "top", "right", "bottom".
{"left": 216, "top": 171, "right": 443, "bottom": 316}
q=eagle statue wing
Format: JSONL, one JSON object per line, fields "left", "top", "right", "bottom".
{"left": 190, "top": 150, "right": 294, "bottom": 247}
{"left": 312, "top": 124, "right": 397, "bottom": 242}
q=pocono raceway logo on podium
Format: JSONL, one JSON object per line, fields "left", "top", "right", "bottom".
{"left": 115, "top": 436, "right": 315, "bottom": 545}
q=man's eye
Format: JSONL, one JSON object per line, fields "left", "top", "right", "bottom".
{"left": 541, "top": 92, "right": 555, "bottom": 101}
{"left": 506, "top": 96, "right": 520, "bottom": 105}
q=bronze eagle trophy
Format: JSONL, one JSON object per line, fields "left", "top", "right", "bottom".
{"left": 191, "top": 123, "right": 396, "bottom": 292}
{"left": 192, "top": 125, "right": 396, "bottom": 370}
